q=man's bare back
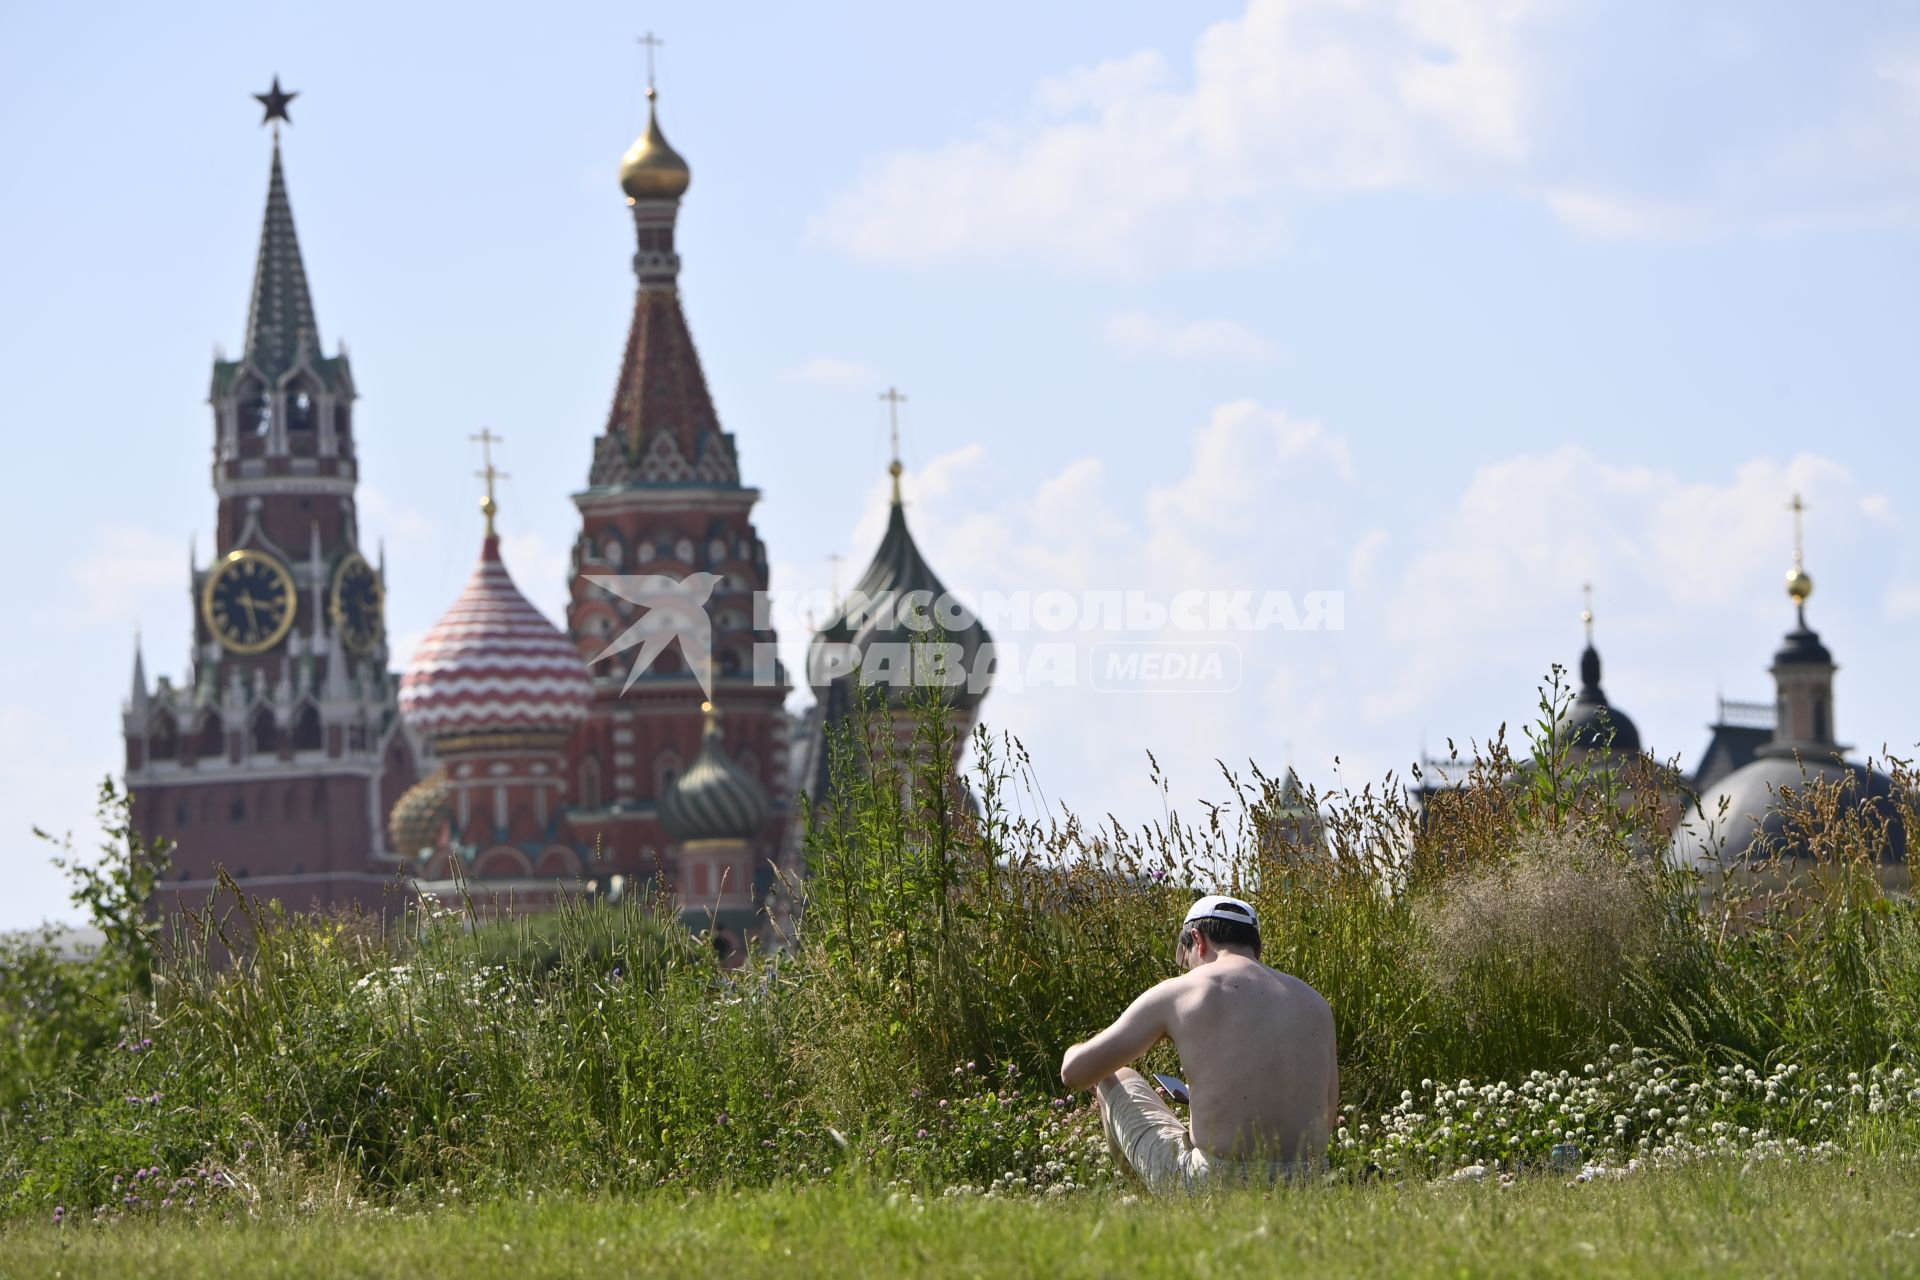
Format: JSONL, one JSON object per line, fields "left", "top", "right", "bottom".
{"left": 1060, "top": 896, "right": 1338, "bottom": 1182}
{"left": 1159, "top": 954, "right": 1336, "bottom": 1159}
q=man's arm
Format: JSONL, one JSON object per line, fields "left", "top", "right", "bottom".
{"left": 1059, "top": 980, "right": 1178, "bottom": 1091}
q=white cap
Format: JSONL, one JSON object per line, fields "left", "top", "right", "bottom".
{"left": 1183, "top": 894, "right": 1258, "bottom": 930}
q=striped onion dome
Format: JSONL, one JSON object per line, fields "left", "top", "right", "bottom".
{"left": 399, "top": 536, "right": 591, "bottom": 746}
{"left": 660, "top": 708, "right": 771, "bottom": 843}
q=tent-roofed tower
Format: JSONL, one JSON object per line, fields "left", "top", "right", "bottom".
{"left": 563, "top": 74, "right": 789, "bottom": 898}
{"left": 123, "top": 81, "right": 416, "bottom": 917}
{"left": 780, "top": 408, "right": 996, "bottom": 886}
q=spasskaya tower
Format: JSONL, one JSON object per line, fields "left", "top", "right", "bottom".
{"left": 122, "top": 82, "right": 418, "bottom": 913}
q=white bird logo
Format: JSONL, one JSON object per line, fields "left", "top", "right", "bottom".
{"left": 585, "top": 572, "right": 723, "bottom": 697}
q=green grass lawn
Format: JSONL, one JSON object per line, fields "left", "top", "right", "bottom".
{"left": 9, "top": 1157, "right": 1920, "bottom": 1279}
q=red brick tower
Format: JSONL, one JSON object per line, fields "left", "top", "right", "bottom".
{"left": 563, "top": 85, "right": 790, "bottom": 890}
{"left": 122, "top": 84, "right": 418, "bottom": 914}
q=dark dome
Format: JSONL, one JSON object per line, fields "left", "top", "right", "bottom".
{"left": 1557, "top": 644, "right": 1642, "bottom": 755}
{"left": 1773, "top": 608, "right": 1833, "bottom": 667}
{"left": 1669, "top": 748, "right": 1905, "bottom": 872}
{"left": 808, "top": 497, "right": 993, "bottom": 713}
{"left": 660, "top": 714, "right": 771, "bottom": 843}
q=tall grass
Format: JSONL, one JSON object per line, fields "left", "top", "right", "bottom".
{"left": 4, "top": 675, "right": 1919, "bottom": 1215}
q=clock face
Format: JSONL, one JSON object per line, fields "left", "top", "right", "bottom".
{"left": 202, "top": 550, "right": 297, "bottom": 654}
{"left": 330, "top": 552, "right": 385, "bottom": 655}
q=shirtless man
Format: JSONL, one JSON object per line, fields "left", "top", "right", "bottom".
{"left": 1059, "top": 895, "right": 1338, "bottom": 1194}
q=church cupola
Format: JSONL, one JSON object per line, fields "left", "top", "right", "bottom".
{"left": 619, "top": 89, "right": 692, "bottom": 205}
{"left": 399, "top": 444, "right": 593, "bottom": 752}
{"left": 660, "top": 698, "right": 771, "bottom": 844}
{"left": 1558, "top": 586, "right": 1641, "bottom": 755}
{"left": 1770, "top": 493, "right": 1839, "bottom": 749}
{"left": 808, "top": 390, "right": 995, "bottom": 722}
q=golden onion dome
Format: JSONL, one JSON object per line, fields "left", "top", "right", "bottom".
{"left": 619, "top": 93, "right": 691, "bottom": 202}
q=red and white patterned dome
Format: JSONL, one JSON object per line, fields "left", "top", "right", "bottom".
{"left": 399, "top": 537, "right": 592, "bottom": 743}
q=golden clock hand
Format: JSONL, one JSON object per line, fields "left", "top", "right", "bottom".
{"left": 237, "top": 593, "right": 261, "bottom": 635}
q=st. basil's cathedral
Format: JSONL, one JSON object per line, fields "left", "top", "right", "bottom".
{"left": 121, "top": 80, "right": 992, "bottom": 945}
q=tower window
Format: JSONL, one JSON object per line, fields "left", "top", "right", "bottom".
{"left": 292, "top": 703, "right": 322, "bottom": 752}
{"left": 243, "top": 387, "right": 271, "bottom": 436}
{"left": 251, "top": 707, "right": 279, "bottom": 755}
{"left": 149, "top": 714, "right": 178, "bottom": 762}
{"left": 289, "top": 389, "right": 315, "bottom": 431}
{"left": 196, "top": 713, "right": 225, "bottom": 760}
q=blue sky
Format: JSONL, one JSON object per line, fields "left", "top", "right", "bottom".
{"left": 3, "top": 0, "right": 1918, "bottom": 929}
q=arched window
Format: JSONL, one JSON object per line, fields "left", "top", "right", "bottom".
{"left": 288, "top": 387, "right": 316, "bottom": 431}
{"left": 250, "top": 707, "right": 279, "bottom": 755}
{"left": 580, "top": 756, "right": 603, "bottom": 810}
{"left": 720, "top": 649, "right": 742, "bottom": 676}
{"left": 149, "top": 713, "right": 178, "bottom": 762}
{"left": 655, "top": 748, "right": 683, "bottom": 798}
{"left": 1814, "top": 696, "right": 1830, "bottom": 743}
{"left": 291, "top": 702, "right": 322, "bottom": 752}
{"left": 240, "top": 383, "right": 271, "bottom": 436}
{"left": 332, "top": 403, "right": 351, "bottom": 445}
{"left": 196, "top": 712, "right": 225, "bottom": 761}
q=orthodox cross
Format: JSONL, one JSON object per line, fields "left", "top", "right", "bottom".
{"left": 254, "top": 76, "right": 297, "bottom": 143}
{"left": 879, "top": 386, "right": 907, "bottom": 502}
{"left": 827, "top": 552, "right": 845, "bottom": 612}
{"left": 638, "top": 32, "right": 665, "bottom": 95}
{"left": 471, "top": 428, "right": 508, "bottom": 538}
{"left": 1788, "top": 492, "right": 1808, "bottom": 571}
{"left": 1581, "top": 582, "right": 1594, "bottom": 643}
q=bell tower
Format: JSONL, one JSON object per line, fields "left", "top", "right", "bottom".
{"left": 122, "top": 81, "right": 418, "bottom": 914}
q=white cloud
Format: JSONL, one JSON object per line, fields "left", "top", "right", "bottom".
{"left": 1542, "top": 189, "right": 1707, "bottom": 242}
{"left": 815, "top": 1, "right": 1920, "bottom": 266}
{"left": 1887, "top": 584, "right": 1920, "bottom": 621}
{"left": 357, "top": 484, "right": 437, "bottom": 548}
{"left": 1102, "top": 309, "right": 1276, "bottom": 361}
{"left": 62, "top": 525, "right": 185, "bottom": 629}
{"left": 792, "top": 356, "right": 880, "bottom": 390}
{"left": 814, "top": 0, "right": 1538, "bottom": 271}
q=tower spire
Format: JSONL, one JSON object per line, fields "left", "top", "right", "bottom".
{"left": 243, "top": 81, "right": 319, "bottom": 379}
{"left": 129, "top": 632, "right": 150, "bottom": 715}
{"left": 880, "top": 386, "right": 907, "bottom": 505}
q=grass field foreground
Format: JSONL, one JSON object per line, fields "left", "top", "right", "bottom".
{"left": 9, "top": 1156, "right": 1920, "bottom": 1279}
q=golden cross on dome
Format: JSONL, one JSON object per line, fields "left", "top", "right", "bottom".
{"left": 1581, "top": 582, "right": 1594, "bottom": 643}
{"left": 470, "top": 428, "right": 508, "bottom": 538}
{"left": 1788, "top": 492, "right": 1808, "bottom": 570}
{"left": 638, "top": 31, "right": 665, "bottom": 97}
{"left": 879, "top": 386, "right": 907, "bottom": 503}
